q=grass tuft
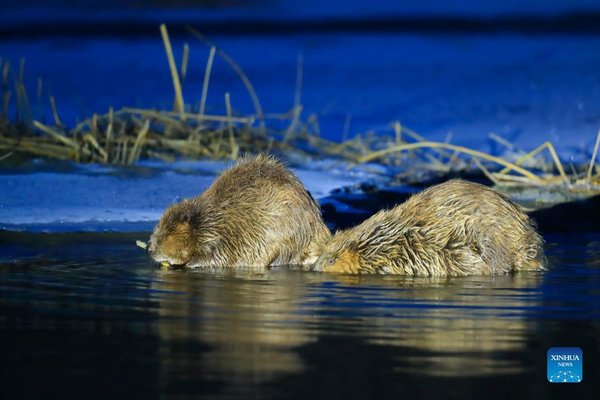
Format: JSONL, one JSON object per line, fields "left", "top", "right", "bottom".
{"left": 0, "top": 23, "right": 598, "bottom": 203}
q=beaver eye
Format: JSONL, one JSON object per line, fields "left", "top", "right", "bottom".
{"left": 327, "top": 257, "right": 335, "bottom": 265}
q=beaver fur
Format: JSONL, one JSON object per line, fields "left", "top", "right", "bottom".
{"left": 312, "top": 179, "right": 545, "bottom": 276}
{"left": 148, "top": 154, "right": 331, "bottom": 268}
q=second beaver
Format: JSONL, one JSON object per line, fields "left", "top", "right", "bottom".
{"left": 312, "top": 179, "right": 545, "bottom": 276}
{"left": 148, "top": 154, "right": 331, "bottom": 268}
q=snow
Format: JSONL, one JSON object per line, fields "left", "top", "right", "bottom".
{"left": 0, "top": 159, "right": 384, "bottom": 232}
{"left": 2, "top": 33, "right": 599, "bottom": 160}
{"left": 1, "top": 3, "right": 599, "bottom": 232}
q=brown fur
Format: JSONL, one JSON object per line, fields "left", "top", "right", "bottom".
{"left": 313, "top": 179, "right": 546, "bottom": 276}
{"left": 148, "top": 154, "right": 331, "bottom": 268}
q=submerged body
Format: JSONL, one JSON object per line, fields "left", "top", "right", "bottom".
{"left": 313, "top": 180, "right": 545, "bottom": 276}
{"left": 148, "top": 155, "right": 331, "bottom": 268}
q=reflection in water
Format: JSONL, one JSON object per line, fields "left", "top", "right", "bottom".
{"left": 1, "top": 232, "right": 599, "bottom": 399}
{"left": 152, "top": 267, "right": 543, "bottom": 382}
{"left": 321, "top": 273, "right": 544, "bottom": 377}
{"left": 342, "top": 274, "right": 542, "bottom": 376}
{"left": 153, "top": 269, "right": 315, "bottom": 387}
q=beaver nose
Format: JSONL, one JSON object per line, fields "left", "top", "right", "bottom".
{"left": 147, "top": 242, "right": 157, "bottom": 255}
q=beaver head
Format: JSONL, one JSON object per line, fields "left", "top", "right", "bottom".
{"left": 148, "top": 199, "right": 218, "bottom": 267}
{"left": 312, "top": 234, "right": 364, "bottom": 274}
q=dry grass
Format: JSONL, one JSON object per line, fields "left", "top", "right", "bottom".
{"left": 0, "top": 24, "right": 599, "bottom": 198}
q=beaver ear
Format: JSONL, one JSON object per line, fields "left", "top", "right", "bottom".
{"left": 180, "top": 210, "right": 194, "bottom": 224}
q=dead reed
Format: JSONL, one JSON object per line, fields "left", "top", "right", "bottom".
{"left": 0, "top": 24, "right": 598, "bottom": 198}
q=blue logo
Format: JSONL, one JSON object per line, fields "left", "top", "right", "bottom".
{"left": 547, "top": 347, "right": 582, "bottom": 383}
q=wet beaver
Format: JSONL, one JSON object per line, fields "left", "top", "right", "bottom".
{"left": 313, "top": 179, "right": 545, "bottom": 276}
{"left": 148, "top": 154, "right": 331, "bottom": 268}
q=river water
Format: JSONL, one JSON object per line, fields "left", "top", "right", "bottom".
{"left": 2, "top": 4, "right": 600, "bottom": 397}
{"left": 1, "top": 230, "right": 598, "bottom": 399}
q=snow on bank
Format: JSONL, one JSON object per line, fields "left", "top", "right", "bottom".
{"left": 3, "top": 34, "right": 599, "bottom": 159}
{"left": 0, "top": 159, "right": 384, "bottom": 232}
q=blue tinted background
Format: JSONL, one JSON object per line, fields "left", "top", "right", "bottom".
{"left": 1, "top": 0, "right": 599, "bottom": 155}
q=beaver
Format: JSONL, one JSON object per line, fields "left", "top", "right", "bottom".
{"left": 148, "top": 154, "right": 331, "bottom": 268}
{"left": 312, "top": 179, "right": 545, "bottom": 276}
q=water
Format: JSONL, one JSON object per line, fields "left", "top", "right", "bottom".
{"left": 1, "top": 230, "right": 599, "bottom": 398}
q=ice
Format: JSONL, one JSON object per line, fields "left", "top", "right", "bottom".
{"left": 0, "top": 159, "right": 383, "bottom": 232}
{"left": 2, "top": 3, "right": 599, "bottom": 232}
